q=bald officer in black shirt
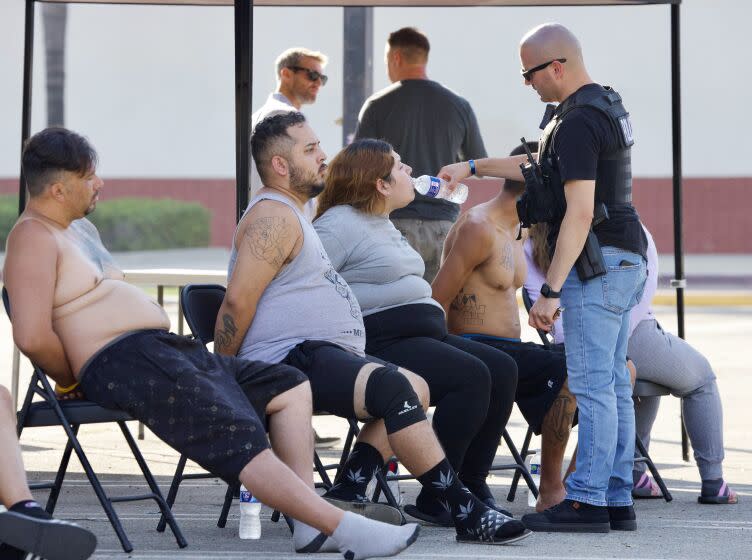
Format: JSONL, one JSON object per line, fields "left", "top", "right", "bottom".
{"left": 438, "top": 22, "right": 647, "bottom": 534}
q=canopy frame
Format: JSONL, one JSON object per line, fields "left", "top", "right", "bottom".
{"left": 16, "top": 0, "right": 688, "bottom": 458}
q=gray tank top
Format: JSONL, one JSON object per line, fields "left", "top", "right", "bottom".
{"left": 229, "top": 192, "right": 366, "bottom": 363}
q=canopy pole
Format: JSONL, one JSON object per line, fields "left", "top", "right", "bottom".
{"left": 342, "top": 7, "right": 372, "bottom": 146}
{"left": 234, "top": 0, "right": 253, "bottom": 223}
{"left": 670, "top": 2, "right": 690, "bottom": 463}
{"left": 19, "top": 0, "right": 35, "bottom": 216}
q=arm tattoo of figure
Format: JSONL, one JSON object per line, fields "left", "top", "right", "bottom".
{"left": 500, "top": 242, "right": 514, "bottom": 271}
{"left": 244, "top": 216, "right": 290, "bottom": 267}
{"left": 450, "top": 289, "right": 486, "bottom": 326}
{"left": 214, "top": 313, "right": 238, "bottom": 354}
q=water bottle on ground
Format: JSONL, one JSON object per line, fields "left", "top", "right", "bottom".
{"left": 239, "top": 484, "right": 261, "bottom": 539}
{"left": 412, "top": 175, "right": 469, "bottom": 204}
{"left": 365, "top": 457, "right": 403, "bottom": 505}
{"left": 527, "top": 450, "right": 542, "bottom": 508}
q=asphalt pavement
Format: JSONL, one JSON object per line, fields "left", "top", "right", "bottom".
{"left": 0, "top": 248, "right": 750, "bottom": 559}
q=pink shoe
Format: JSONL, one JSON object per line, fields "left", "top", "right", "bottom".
{"left": 632, "top": 472, "right": 661, "bottom": 499}
{"left": 698, "top": 480, "right": 738, "bottom": 505}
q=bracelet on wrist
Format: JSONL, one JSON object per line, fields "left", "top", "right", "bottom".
{"left": 468, "top": 159, "right": 477, "bottom": 176}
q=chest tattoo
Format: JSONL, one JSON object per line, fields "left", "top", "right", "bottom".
{"left": 500, "top": 242, "right": 514, "bottom": 271}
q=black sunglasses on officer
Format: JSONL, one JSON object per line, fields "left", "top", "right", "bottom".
{"left": 521, "top": 58, "right": 567, "bottom": 82}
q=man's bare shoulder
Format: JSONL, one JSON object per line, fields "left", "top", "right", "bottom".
{"left": 6, "top": 218, "right": 57, "bottom": 253}
{"left": 454, "top": 209, "right": 497, "bottom": 245}
{"left": 3, "top": 219, "right": 58, "bottom": 283}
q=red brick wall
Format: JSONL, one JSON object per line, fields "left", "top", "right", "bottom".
{"left": 2, "top": 176, "right": 750, "bottom": 253}
{"left": 462, "top": 176, "right": 752, "bottom": 254}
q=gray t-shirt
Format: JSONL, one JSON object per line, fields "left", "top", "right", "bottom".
{"left": 313, "top": 205, "right": 442, "bottom": 317}
{"left": 229, "top": 193, "right": 366, "bottom": 363}
{"left": 355, "top": 79, "right": 487, "bottom": 221}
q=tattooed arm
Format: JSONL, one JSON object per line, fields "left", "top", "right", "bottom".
{"left": 431, "top": 219, "right": 494, "bottom": 316}
{"left": 214, "top": 201, "right": 302, "bottom": 355}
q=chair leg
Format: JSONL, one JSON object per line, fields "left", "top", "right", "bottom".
{"left": 218, "top": 483, "right": 238, "bottom": 528}
{"left": 680, "top": 405, "right": 690, "bottom": 462}
{"left": 157, "top": 454, "right": 189, "bottom": 533}
{"left": 45, "top": 427, "right": 77, "bottom": 514}
{"left": 337, "top": 420, "right": 359, "bottom": 475}
{"left": 118, "top": 422, "right": 187, "bottom": 548}
{"left": 502, "top": 430, "right": 538, "bottom": 500}
{"left": 507, "top": 426, "right": 534, "bottom": 502}
{"left": 66, "top": 422, "right": 134, "bottom": 552}
{"left": 372, "top": 466, "right": 402, "bottom": 511}
{"left": 635, "top": 435, "right": 673, "bottom": 502}
{"left": 313, "top": 451, "right": 333, "bottom": 489}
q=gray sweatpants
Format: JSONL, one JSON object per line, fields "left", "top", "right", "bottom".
{"left": 627, "top": 318, "right": 725, "bottom": 480}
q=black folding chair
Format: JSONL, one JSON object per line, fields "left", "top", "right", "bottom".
{"left": 3, "top": 288, "right": 187, "bottom": 553}
{"left": 632, "top": 380, "right": 673, "bottom": 501}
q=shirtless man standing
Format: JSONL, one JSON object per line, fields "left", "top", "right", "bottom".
{"left": 432, "top": 142, "right": 577, "bottom": 511}
{"left": 3, "top": 127, "right": 419, "bottom": 559}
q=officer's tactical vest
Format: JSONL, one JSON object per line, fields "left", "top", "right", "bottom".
{"left": 538, "top": 85, "right": 634, "bottom": 209}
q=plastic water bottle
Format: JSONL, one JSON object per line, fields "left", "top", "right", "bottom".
{"left": 412, "top": 175, "right": 469, "bottom": 204}
{"left": 365, "top": 458, "right": 404, "bottom": 505}
{"left": 239, "top": 484, "right": 261, "bottom": 539}
{"left": 527, "top": 450, "right": 542, "bottom": 508}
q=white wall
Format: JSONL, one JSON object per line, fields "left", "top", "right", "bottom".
{"left": 0, "top": 0, "right": 747, "bottom": 179}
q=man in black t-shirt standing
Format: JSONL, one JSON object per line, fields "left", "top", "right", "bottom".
{"left": 355, "top": 27, "right": 487, "bottom": 282}
{"left": 438, "top": 22, "right": 647, "bottom": 534}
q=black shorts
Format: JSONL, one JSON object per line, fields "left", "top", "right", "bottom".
{"left": 78, "top": 330, "right": 308, "bottom": 484}
{"left": 282, "top": 340, "right": 386, "bottom": 419}
{"left": 463, "top": 335, "right": 568, "bottom": 434}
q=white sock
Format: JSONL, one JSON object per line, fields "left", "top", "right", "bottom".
{"left": 293, "top": 519, "right": 339, "bottom": 553}
{"left": 331, "top": 511, "right": 420, "bottom": 560}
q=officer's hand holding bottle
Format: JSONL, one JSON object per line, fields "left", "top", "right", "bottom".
{"left": 436, "top": 161, "right": 473, "bottom": 191}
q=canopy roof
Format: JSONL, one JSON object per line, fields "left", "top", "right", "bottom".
{"left": 38, "top": 0, "right": 679, "bottom": 6}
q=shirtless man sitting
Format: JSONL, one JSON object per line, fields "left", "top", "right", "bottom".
{"left": 432, "top": 142, "right": 577, "bottom": 511}
{"left": 3, "top": 127, "right": 420, "bottom": 560}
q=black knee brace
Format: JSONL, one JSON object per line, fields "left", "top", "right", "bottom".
{"left": 364, "top": 365, "right": 426, "bottom": 434}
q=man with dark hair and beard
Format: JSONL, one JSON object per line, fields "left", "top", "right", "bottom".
{"left": 216, "top": 112, "right": 530, "bottom": 545}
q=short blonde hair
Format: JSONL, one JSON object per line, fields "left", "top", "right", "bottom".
{"left": 275, "top": 47, "right": 328, "bottom": 77}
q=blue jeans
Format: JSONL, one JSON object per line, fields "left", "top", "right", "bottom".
{"left": 561, "top": 247, "right": 647, "bottom": 506}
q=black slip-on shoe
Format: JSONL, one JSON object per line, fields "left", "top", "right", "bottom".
{"left": 521, "top": 499, "right": 610, "bottom": 533}
{"left": 455, "top": 510, "right": 531, "bottom": 545}
{"left": 608, "top": 505, "right": 637, "bottom": 531}
{"left": 0, "top": 511, "right": 97, "bottom": 560}
{"left": 403, "top": 503, "right": 453, "bottom": 527}
{"left": 323, "top": 496, "right": 404, "bottom": 525}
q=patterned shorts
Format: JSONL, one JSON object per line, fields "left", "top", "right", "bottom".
{"left": 79, "top": 330, "right": 308, "bottom": 483}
